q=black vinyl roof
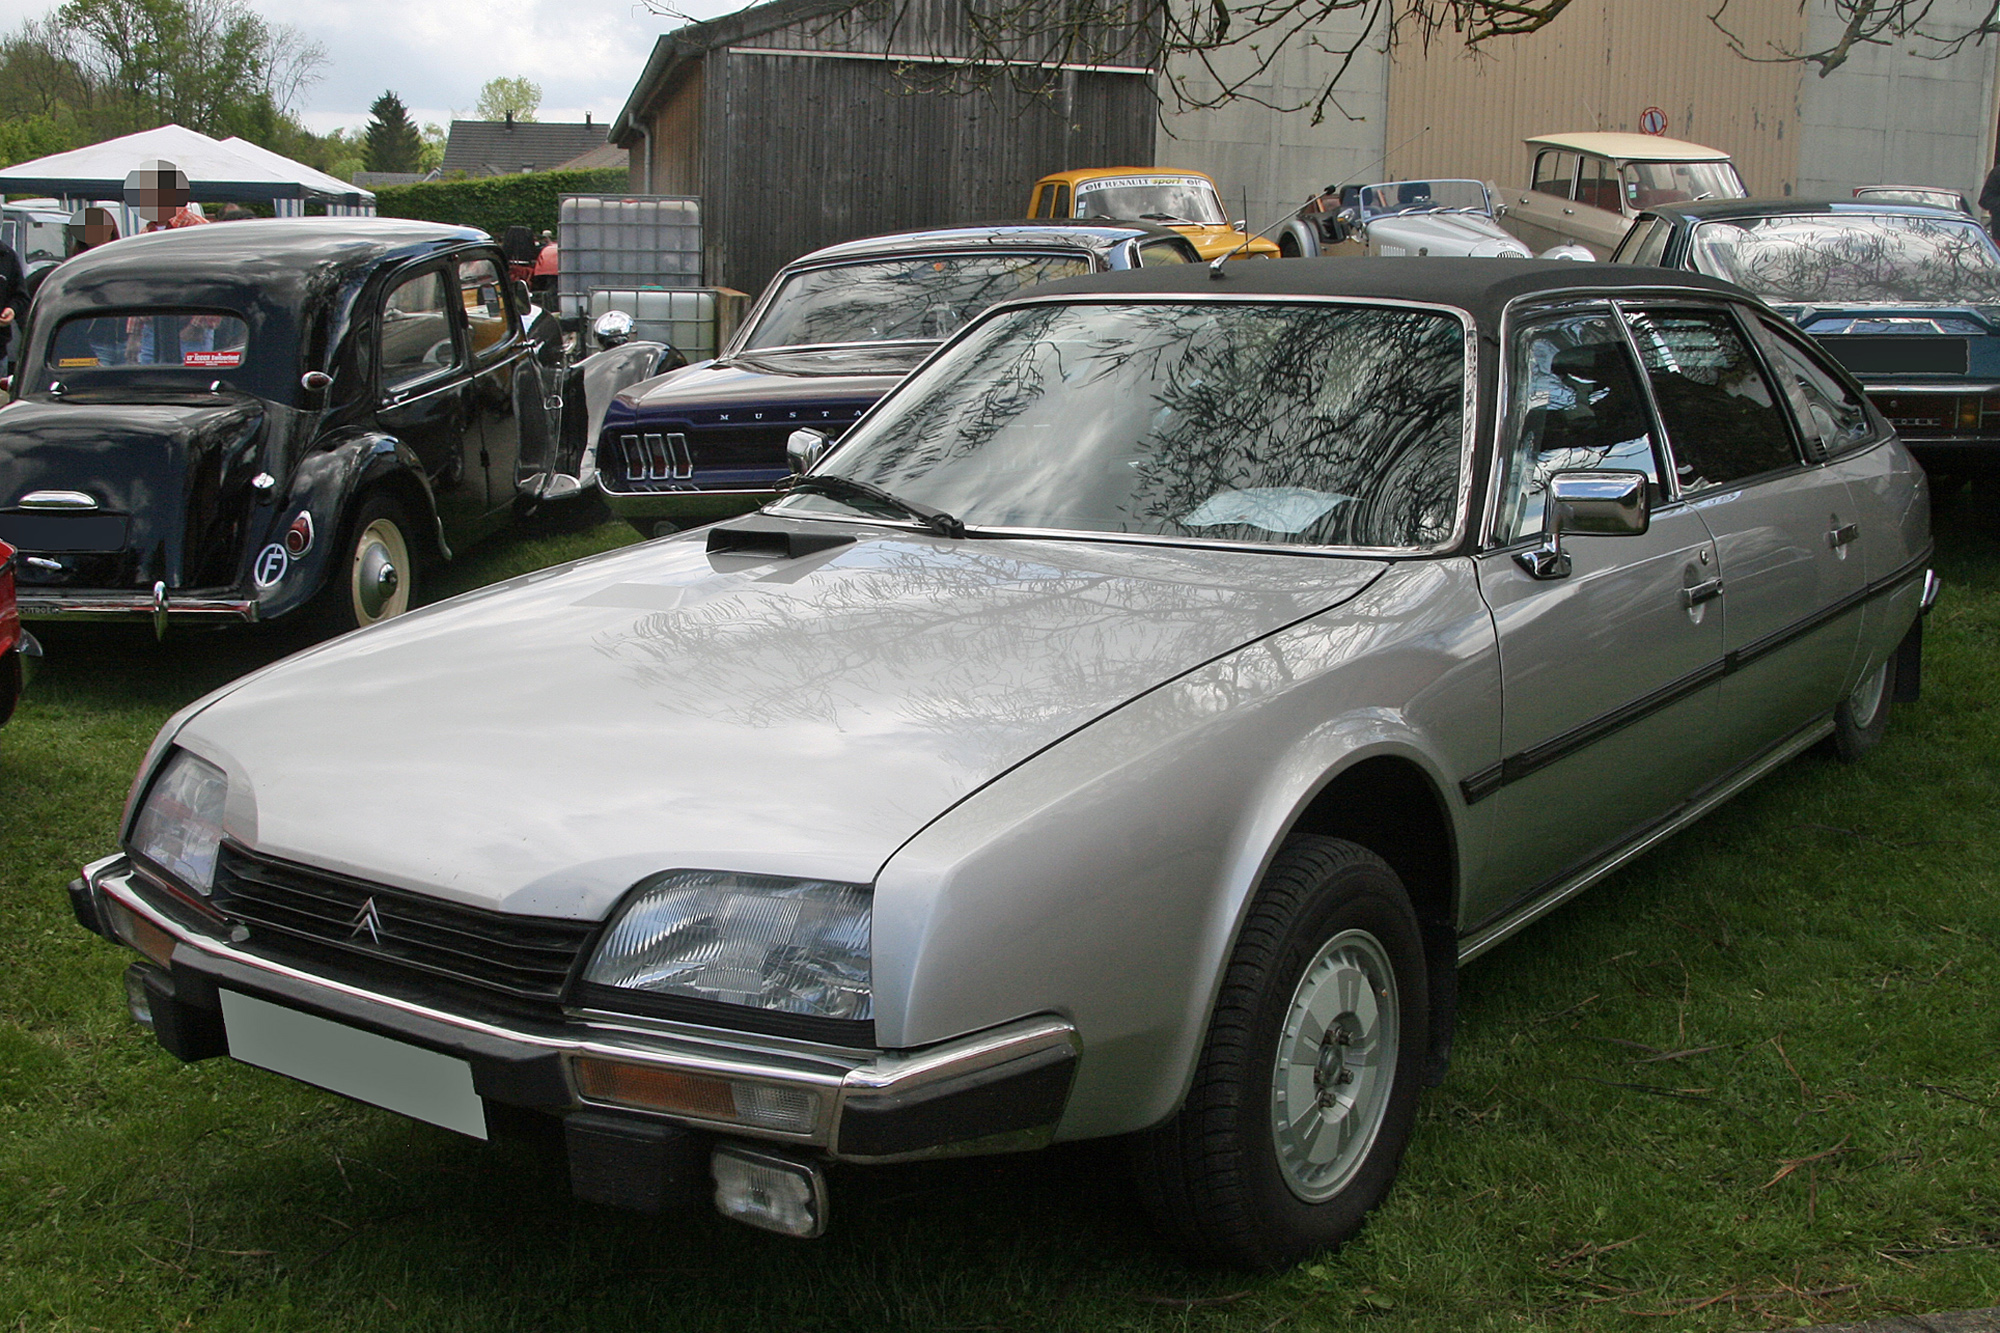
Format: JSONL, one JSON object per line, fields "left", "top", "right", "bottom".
{"left": 37, "top": 218, "right": 487, "bottom": 320}
{"left": 1020, "top": 256, "right": 1753, "bottom": 326}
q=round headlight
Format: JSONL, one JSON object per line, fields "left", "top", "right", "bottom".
{"left": 128, "top": 750, "right": 228, "bottom": 895}
{"left": 584, "top": 871, "right": 871, "bottom": 1022}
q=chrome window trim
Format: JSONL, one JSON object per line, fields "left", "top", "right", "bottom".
{"left": 777, "top": 291, "right": 1481, "bottom": 560}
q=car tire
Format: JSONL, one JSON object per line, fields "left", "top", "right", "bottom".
{"left": 314, "top": 492, "right": 415, "bottom": 635}
{"left": 1827, "top": 651, "right": 1895, "bottom": 763}
{"left": 1131, "top": 836, "right": 1428, "bottom": 1271}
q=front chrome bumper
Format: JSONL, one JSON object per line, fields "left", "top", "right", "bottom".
{"left": 73, "top": 854, "right": 1078, "bottom": 1165}
{"left": 595, "top": 479, "right": 771, "bottom": 527}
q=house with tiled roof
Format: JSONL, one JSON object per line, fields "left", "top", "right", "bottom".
{"left": 441, "top": 114, "right": 611, "bottom": 177}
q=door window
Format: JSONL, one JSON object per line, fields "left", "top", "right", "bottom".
{"left": 1577, "top": 156, "right": 1620, "bottom": 212}
{"left": 456, "top": 257, "right": 515, "bottom": 362}
{"left": 1750, "top": 316, "right": 1878, "bottom": 459}
{"left": 380, "top": 269, "right": 460, "bottom": 392}
{"left": 1053, "top": 184, "right": 1071, "bottom": 218}
{"left": 1032, "top": 185, "right": 1051, "bottom": 218}
{"left": 1532, "top": 151, "right": 1579, "bottom": 199}
{"left": 1624, "top": 307, "right": 1800, "bottom": 492}
{"left": 1493, "top": 310, "right": 1661, "bottom": 544}
{"left": 1138, "top": 239, "right": 1192, "bottom": 265}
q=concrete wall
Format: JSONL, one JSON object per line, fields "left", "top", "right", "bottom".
{"left": 1793, "top": 0, "right": 2000, "bottom": 203}
{"left": 1383, "top": 0, "right": 1807, "bottom": 196}
{"left": 1155, "top": 13, "right": 1388, "bottom": 238}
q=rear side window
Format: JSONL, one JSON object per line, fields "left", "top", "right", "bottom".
{"left": 1612, "top": 218, "right": 1673, "bottom": 267}
{"left": 1533, "top": 151, "right": 1578, "bottom": 199}
{"left": 1625, "top": 307, "right": 1800, "bottom": 491}
{"left": 1750, "top": 316, "right": 1877, "bottom": 459}
{"left": 51, "top": 311, "right": 248, "bottom": 370}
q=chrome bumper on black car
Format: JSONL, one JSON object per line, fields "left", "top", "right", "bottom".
{"left": 22, "top": 582, "right": 258, "bottom": 627}
{"left": 71, "top": 853, "right": 1079, "bottom": 1232}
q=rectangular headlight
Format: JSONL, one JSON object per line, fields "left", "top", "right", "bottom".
{"left": 583, "top": 871, "right": 871, "bottom": 1022}
{"left": 129, "top": 750, "right": 228, "bottom": 895}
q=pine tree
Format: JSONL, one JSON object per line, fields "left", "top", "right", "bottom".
{"left": 362, "top": 91, "right": 421, "bottom": 174}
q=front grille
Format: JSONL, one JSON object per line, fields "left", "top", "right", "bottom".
{"left": 211, "top": 846, "right": 596, "bottom": 1004}
{"left": 599, "top": 402, "right": 873, "bottom": 494}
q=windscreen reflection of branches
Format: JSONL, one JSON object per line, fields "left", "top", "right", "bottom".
{"left": 1691, "top": 215, "right": 2000, "bottom": 305}
{"left": 804, "top": 302, "right": 1464, "bottom": 549}
{"left": 746, "top": 255, "right": 1094, "bottom": 349}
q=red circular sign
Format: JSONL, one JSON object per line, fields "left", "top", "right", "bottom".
{"left": 1639, "top": 107, "right": 1668, "bottom": 136}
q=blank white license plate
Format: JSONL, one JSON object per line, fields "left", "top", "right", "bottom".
{"left": 220, "top": 991, "right": 488, "bottom": 1140}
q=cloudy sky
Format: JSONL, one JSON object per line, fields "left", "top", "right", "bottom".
{"left": 0, "top": 0, "right": 760, "bottom": 132}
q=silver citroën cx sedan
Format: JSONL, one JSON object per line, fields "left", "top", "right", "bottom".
{"left": 73, "top": 259, "right": 1933, "bottom": 1269}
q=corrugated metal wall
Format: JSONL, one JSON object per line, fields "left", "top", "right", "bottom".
{"left": 704, "top": 50, "right": 1156, "bottom": 295}
{"left": 1383, "top": 0, "right": 1808, "bottom": 196}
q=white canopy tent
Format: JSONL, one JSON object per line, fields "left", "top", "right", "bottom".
{"left": 0, "top": 124, "right": 375, "bottom": 234}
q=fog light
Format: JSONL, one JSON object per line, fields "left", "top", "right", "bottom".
{"left": 712, "top": 1146, "right": 827, "bottom": 1238}
{"left": 572, "top": 1057, "right": 820, "bottom": 1133}
{"left": 1959, "top": 397, "right": 1981, "bottom": 430}
{"left": 124, "top": 962, "right": 156, "bottom": 1029}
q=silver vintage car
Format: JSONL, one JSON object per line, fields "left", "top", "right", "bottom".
{"left": 71, "top": 260, "right": 1933, "bottom": 1270}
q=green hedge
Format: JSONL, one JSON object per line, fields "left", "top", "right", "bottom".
{"left": 372, "top": 168, "right": 632, "bottom": 239}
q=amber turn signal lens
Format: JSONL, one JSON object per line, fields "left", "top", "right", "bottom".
{"left": 1959, "top": 397, "right": 1982, "bottom": 430}
{"left": 572, "top": 1059, "right": 738, "bottom": 1119}
{"left": 104, "top": 897, "right": 177, "bottom": 969}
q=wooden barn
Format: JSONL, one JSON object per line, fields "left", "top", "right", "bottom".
{"left": 608, "top": 0, "right": 1160, "bottom": 296}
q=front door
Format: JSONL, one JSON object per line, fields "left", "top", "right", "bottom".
{"left": 455, "top": 254, "right": 554, "bottom": 509}
{"left": 375, "top": 265, "right": 482, "bottom": 533}
{"left": 1467, "top": 305, "right": 1725, "bottom": 930}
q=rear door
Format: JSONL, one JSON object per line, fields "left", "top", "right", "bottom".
{"left": 1622, "top": 302, "right": 1867, "bottom": 756}
{"left": 1507, "top": 149, "right": 1578, "bottom": 252}
{"left": 1468, "top": 303, "right": 1724, "bottom": 930}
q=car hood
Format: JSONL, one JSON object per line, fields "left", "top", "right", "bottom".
{"left": 619, "top": 347, "right": 929, "bottom": 414}
{"left": 173, "top": 524, "right": 1385, "bottom": 919}
{"left": 1367, "top": 212, "right": 1529, "bottom": 258}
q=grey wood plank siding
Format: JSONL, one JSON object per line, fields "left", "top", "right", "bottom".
{"left": 702, "top": 51, "right": 1156, "bottom": 295}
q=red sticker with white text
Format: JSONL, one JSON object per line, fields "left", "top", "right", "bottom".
{"left": 182, "top": 350, "right": 243, "bottom": 368}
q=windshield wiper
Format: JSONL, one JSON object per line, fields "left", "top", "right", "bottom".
{"left": 786, "top": 473, "right": 967, "bottom": 538}
{"left": 1139, "top": 212, "right": 1196, "bottom": 224}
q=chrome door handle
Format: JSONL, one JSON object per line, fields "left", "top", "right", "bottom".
{"left": 1682, "top": 577, "right": 1724, "bottom": 608}
{"left": 1562, "top": 207, "right": 1575, "bottom": 215}
{"left": 1828, "top": 522, "right": 1859, "bottom": 548}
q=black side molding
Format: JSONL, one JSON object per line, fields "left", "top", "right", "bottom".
{"left": 707, "top": 522, "right": 855, "bottom": 560}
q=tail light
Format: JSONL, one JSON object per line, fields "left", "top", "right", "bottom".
{"left": 284, "top": 512, "right": 313, "bottom": 556}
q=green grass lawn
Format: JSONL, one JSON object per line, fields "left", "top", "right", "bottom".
{"left": 3, "top": 495, "right": 1998, "bottom": 1333}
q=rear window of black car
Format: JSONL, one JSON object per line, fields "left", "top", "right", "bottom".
{"left": 50, "top": 311, "right": 249, "bottom": 372}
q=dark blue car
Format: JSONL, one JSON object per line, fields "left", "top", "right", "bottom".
{"left": 595, "top": 222, "right": 1201, "bottom": 536}
{"left": 1611, "top": 199, "right": 2000, "bottom": 477}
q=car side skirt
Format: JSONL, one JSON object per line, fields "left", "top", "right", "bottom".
{"left": 1456, "top": 710, "right": 1834, "bottom": 964}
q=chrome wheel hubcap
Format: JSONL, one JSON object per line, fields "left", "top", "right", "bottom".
{"left": 1848, "top": 659, "right": 1889, "bottom": 729}
{"left": 352, "top": 518, "right": 409, "bottom": 623}
{"left": 1271, "top": 929, "right": 1398, "bottom": 1203}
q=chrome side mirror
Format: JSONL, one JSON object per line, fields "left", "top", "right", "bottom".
{"left": 592, "top": 309, "right": 635, "bottom": 349}
{"left": 1515, "top": 470, "right": 1650, "bottom": 579}
{"left": 787, "top": 428, "right": 829, "bottom": 474}
{"left": 300, "top": 370, "right": 332, "bottom": 392}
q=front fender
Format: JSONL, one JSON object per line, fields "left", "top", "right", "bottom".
{"left": 872, "top": 559, "right": 1501, "bottom": 1140}
{"left": 570, "top": 341, "right": 684, "bottom": 484}
{"left": 252, "top": 433, "right": 441, "bottom": 622}
{"left": 1278, "top": 218, "right": 1321, "bottom": 258}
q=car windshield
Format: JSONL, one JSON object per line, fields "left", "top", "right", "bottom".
{"left": 1689, "top": 213, "right": 2000, "bottom": 304}
{"left": 49, "top": 311, "right": 250, "bottom": 371}
{"left": 741, "top": 253, "right": 1095, "bottom": 350}
{"left": 1072, "top": 176, "right": 1229, "bottom": 225}
{"left": 1359, "top": 180, "right": 1490, "bottom": 215}
{"left": 1621, "top": 160, "right": 1747, "bottom": 209}
{"left": 773, "top": 300, "right": 1467, "bottom": 550}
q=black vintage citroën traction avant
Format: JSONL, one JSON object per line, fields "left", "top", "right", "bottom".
{"left": 0, "top": 219, "right": 669, "bottom": 634}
